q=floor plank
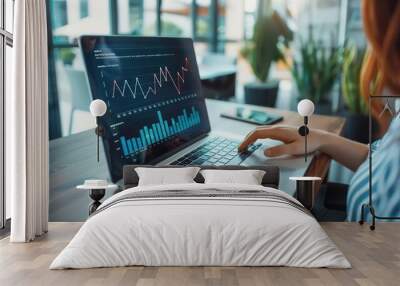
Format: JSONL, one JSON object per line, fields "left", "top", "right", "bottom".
{"left": 0, "top": 222, "right": 399, "bottom": 286}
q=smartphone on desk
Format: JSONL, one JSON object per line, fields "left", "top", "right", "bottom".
{"left": 220, "top": 107, "right": 283, "bottom": 125}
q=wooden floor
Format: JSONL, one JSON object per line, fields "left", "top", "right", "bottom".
{"left": 0, "top": 223, "right": 399, "bottom": 286}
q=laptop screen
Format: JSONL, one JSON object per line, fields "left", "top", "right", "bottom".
{"left": 80, "top": 36, "right": 211, "bottom": 182}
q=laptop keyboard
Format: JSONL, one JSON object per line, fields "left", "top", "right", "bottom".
{"left": 170, "top": 137, "right": 261, "bottom": 166}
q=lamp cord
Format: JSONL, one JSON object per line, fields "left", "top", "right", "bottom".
{"left": 304, "top": 116, "right": 308, "bottom": 162}
{"left": 305, "top": 130, "right": 307, "bottom": 162}
{"left": 97, "top": 127, "right": 100, "bottom": 162}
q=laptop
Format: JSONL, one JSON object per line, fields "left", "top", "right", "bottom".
{"left": 80, "top": 35, "right": 278, "bottom": 183}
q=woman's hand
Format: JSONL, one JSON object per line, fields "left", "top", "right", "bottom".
{"left": 238, "top": 125, "right": 369, "bottom": 171}
{"left": 238, "top": 125, "right": 325, "bottom": 157}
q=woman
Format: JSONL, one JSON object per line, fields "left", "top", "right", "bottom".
{"left": 238, "top": 0, "right": 400, "bottom": 221}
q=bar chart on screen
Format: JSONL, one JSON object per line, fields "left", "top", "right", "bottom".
{"left": 119, "top": 107, "right": 201, "bottom": 156}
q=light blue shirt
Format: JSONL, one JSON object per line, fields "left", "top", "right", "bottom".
{"left": 347, "top": 114, "right": 400, "bottom": 221}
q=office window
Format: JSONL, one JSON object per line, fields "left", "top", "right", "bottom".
{"left": 48, "top": 0, "right": 109, "bottom": 139}
{"left": 80, "top": 0, "right": 89, "bottom": 18}
{"left": 118, "top": 0, "right": 157, "bottom": 35}
{"left": 47, "top": 0, "right": 251, "bottom": 139}
{"left": 50, "top": 0, "right": 113, "bottom": 44}
{"left": 51, "top": 0, "right": 68, "bottom": 29}
{"left": 1, "top": 0, "right": 14, "bottom": 229}
{"left": 216, "top": 0, "right": 244, "bottom": 53}
{"left": 217, "top": 0, "right": 225, "bottom": 39}
{"left": 47, "top": 0, "right": 160, "bottom": 139}
{"left": 126, "top": 0, "right": 143, "bottom": 34}
{"left": 195, "top": 0, "right": 210, "bottom": 39}
{"left": 243, "top": 0, "right": 257, "bottom": 40}
{"left": 140, "top": 0, "right": 158, "bottom": 35}
{"left": 160, "top": 0, "right": 192, "bottom": 37}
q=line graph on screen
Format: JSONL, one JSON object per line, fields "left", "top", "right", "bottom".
{"left": 110, "top": 57, "right": 191, "bottom": 100}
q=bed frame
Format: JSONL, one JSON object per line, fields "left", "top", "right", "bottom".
{"left": 123, "top": 165, "right": 280, "bottom": 189}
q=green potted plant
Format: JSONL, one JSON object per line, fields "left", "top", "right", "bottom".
{"left": 60, "top": 48, "right": 76, "bottom": 66}
{"left": 342, "top": 45, "right": 367, "bottom": 115}
{"left": 161, "top": 21, "right": 183, "bottom": 37}
{"left": 284, "top": 31, "right": 343, "bottom": 113}
{"left": 341, "top": 44, "right": 374, "bottom": 143}
{"left": 241, "top": 10, "right": 293, "bottom": 107}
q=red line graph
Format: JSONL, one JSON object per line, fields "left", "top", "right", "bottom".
{"left": 111, "top": 57, "right": 190, "bottom": 99}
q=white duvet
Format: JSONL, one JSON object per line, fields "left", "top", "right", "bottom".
{"left": 50, "top": 183, "right": 350, "bottom": 269}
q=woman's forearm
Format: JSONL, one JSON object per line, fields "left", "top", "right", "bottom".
{"left": 316, "top": 130, "right": 369, "bottom": 171}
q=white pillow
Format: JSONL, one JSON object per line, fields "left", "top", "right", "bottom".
{"left": 200, "top": 169, "right": 266, "bottom": 185}
{"left": 135, "top": 167, "right": 200, "bottom": 186}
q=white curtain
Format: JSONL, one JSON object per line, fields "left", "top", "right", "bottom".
{"left": 8, "top": 0, "right": 49, "bottom": 242}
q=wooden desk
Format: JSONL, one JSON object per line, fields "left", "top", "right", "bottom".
{"left": 205, "top": 99, "right": 345, "bottom": 190}
{"left": 49, "top": 99, "right": 344, "bottom": 222}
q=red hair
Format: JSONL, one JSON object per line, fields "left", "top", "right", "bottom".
{"left": 360, "top": 0, "right": 400, "bottom": 130}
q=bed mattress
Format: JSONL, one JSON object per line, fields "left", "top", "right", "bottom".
{"left": 50, "top": 183, "right": 350, "bottom": 269}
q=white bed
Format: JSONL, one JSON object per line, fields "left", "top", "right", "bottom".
{"left": 50, "top": 183, "right": 350, "bottom": 269}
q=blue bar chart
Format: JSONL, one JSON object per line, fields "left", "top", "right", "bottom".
{"left": 120, "top": 107, "right": 201, "bottom": 156}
